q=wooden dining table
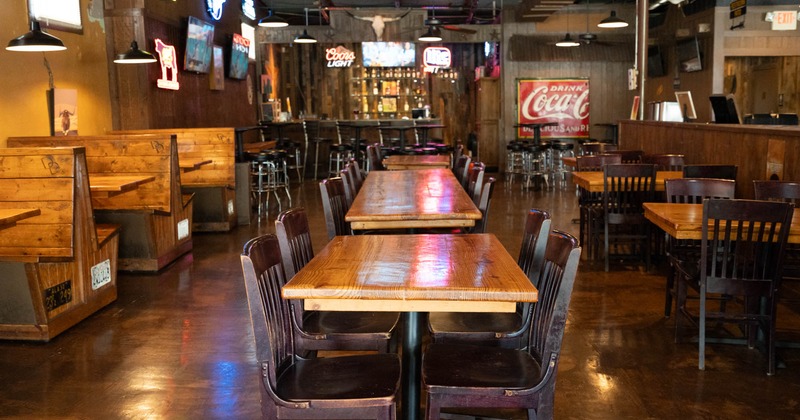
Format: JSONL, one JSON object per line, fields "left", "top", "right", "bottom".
{"left": 0, "top": 208, "right": 41, "bottom": 230}
{"left": 383, "top": 154, "right": 451, "bottom": 170}
{"left": 283, "top": 233, "right": 537, "bottom": 420}
{"left": 571, "top": 171, "right": 683, "bottom": 193}
{"left": 644, "top": 202, "right": 800, "bottom": 243}
{"left": 346, "top": 168, "right": 481, "bottom": 230}
{"left": 89, "top": 175, "right": 156, "bottom": 198}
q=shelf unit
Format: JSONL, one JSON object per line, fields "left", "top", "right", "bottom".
{"left": 351, "top": 67, "right": 429, "bottom": 119}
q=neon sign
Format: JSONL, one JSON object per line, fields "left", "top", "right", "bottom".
{"left": 242, "top": 0, "right": 255, "bottom": 20}
{"left": 423, "top": 47, "right": 451, "bottom": 73}
{"left": 154, "top": 39, "right": 180, "bottom": 90}
{"left": 326, "top": 46, "right": 355, "bottom": 68}
{"left": 206, "top": 0, "right": 226, "bottom": 21}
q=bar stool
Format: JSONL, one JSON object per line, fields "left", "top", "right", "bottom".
{"left": 248, "top": 151, "right": 292, "bottom": 220}
{"left": 330, "top": 121, "right": 355, "bottom": 177}
{"left": 505, "top": 141, "right": 526, "bottom": 184}
{"left": 549, "top": 139, "right": 575, "bottom": 187}
{"left": 522, "top": 142, "right": 549, "bottom": 189}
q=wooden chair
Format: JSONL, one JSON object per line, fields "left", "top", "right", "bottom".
{"left": 753, "top": 180, "right": 800, "bottom": 305}
{"left": 593, "top": 163, "right": 656, "bottom": 271}
{"left": 330, "top": 121, "right": 356, "bottom": 177}
{"left": 319, "top": 177, "right": 351, "bottom": 240}
{"left": 663, "top": 178, "right": 736, "bottom": 318}
{"left": 682, "top": 164, "right": 738, "bottom": 180}
{"left": 453, "top": 154, "right": 471, "bottom": 189}
{"left": 580, "top": 142, "right": 616, "bottom": 155}
{"left": 575, "top": 154, "right": 622, "bottom": 258}
{"left": 422, "top": 230, "right": 581, "bottom": 419}
{"left": 470, "top": 177, "right": 496, "bottom": 234}
{"left": 366, "top": 143, "right": 386, "bottom": 171}
{"left": 642, "top": 153, "right": 685, "bottom": 171}
{"left": 606, "top": 149, "right": 644, "bottom": 163}
{"left": 427, "top": 209, "right": 552, "bottom": 349}
{"left": 672, "top": 199, "right": 793, "bottom": 375}
{"left": 240, "top": 234, "right": 401, "bottom": 419}
{"left": 465, "top": 162, "right": 486, "bottom": 204}
{"left": 275, "top": 208, "right": 400, "bottom": 353}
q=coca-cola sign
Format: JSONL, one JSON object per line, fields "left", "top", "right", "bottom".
{"left": 517, "top": 78, "right": 590, "bottom": 139}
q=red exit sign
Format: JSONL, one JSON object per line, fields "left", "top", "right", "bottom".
{"left": 772, "top": 10, "right": 797, "bottom": 30}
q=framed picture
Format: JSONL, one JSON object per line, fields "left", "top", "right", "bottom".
{"left": 210, "top": 45, "right": 225, "bottom": 91}
{"left": 28, "top": 0, "right": 82, "bottom": 33}
{"left": 675, "top": 91, "right": 697, "bottom": 121}
{"left": 261, "top": 101, "right": 281, "bottom": 122}
{"left": 51, "top": 88, "right": 78, "bottom": 136}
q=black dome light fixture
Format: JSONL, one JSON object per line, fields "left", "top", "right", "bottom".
{"left": 6, "top": 21, "right": 66, "bottom": 52}
{"left": 294, "top": 8, "right": 317, "bottom": 44}
{"left": 597, "top": 11, "right": 628, "bottom": 28}
{"left": 556, "top": 33, "right": 580, "bottom": 47}
{"left": 114, "top": 40, "right": 157, "bottom": 64}
{"left": 258, "top": 9, "right": 289, "bottom": 28}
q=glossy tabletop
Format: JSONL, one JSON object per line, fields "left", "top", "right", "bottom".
{"left": 346, "top": 168, "right": 481, "bottom": 230}
{"left": 644, "top": 202, "right": 800, "bottom": 243}
{"left": 384, "top": 154, "right": 451, "bottom": 170}
{"left": 0, "top": 208, "right": 41, "bottom": 230}
{"left": 571, "top": 171, "right": 683, "bottom": 193}
{"left": 283, "top": 233, "right": 537, "bottom": 311}
{"left": 89, "top": 175, "right": 156, "bottom": 198}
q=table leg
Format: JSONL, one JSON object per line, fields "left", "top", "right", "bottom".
{"left": 402, "top": 311, "right": 423, "bottom": 420}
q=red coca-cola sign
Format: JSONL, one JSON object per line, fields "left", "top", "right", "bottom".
{"left": 517, "top": 78, "right": 590, "bottom": 139}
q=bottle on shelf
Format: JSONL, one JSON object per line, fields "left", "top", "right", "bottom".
{"left": 377, "top": 101, "right": 383, "bottom": 113}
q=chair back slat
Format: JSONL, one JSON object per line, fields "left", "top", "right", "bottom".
{"left": 753, "top": 180, "right": 800, "bottom": 205}
{"left": 518, "top": 209, "right": 553, "bottom": 286}
{"left": 666, "top": 178, "right": 736, "bottom": 203}
{"left": 275, "top": 208, "right": 315, "bottom": 279}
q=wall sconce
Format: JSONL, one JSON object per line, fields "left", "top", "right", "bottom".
{"left": 114, "top": 40, "right": 157, "bottom": 64}
{"left": 6, "top": 21, "right": 66, "bottom": 52}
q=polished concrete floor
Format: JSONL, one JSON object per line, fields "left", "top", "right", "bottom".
{"left": 2, "top": 173, "right": 800, "bottom": 419}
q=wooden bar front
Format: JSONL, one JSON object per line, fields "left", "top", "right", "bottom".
{"left": 618, "top": 120, "right": 800, "bottom": 198}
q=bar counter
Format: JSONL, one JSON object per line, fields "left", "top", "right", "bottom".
{"left": 618, "top": 120, "right": 800, "bottom": 198}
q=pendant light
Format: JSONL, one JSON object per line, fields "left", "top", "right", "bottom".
{"left": 294, "top": 8, "right": 317, "bottom": 44}
{"left": 556, "top": 33, "right": 580, "bottom": 48}
{"left": 598, "top": 11, "right": 628, "bottom": 28}
{"left": 258, "top": 9, "right": 288, "bottom": 28}
{"left": 6, "top": 21, "right": 66, "bottom": 52}
{"left": 114, "top": 40, "right": 157, "bottom": 64}
{"left": 556, "top": 11, "right": 579, "bottom": 48}
{"left": 419, "top": 27, "right": 442, "bottom": 42}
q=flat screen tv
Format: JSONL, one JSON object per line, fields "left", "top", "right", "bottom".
{"left": 228, "top": 33, "right": 250, "bottom": 80}
{"left": 362, "top": 42, "right": 416, "bottom": 67}
{"left": 676, "top": 37, "right": 702, "bottom": 73}
{"left": 709, "top": 94, "right": 742, "bottom": 124}
{"left": 647, "top": 45, "right": 666, "bottom": 77}
{"left": 184, "top": 16, "right": 215, "bottom": 73}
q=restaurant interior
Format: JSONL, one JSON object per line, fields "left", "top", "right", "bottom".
{"left": 3, "top": 0, "right": 800, "bottom": 419}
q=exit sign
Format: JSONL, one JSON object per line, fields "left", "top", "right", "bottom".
{"left": 772, "top": 10, "right": 797, "bottom": 30}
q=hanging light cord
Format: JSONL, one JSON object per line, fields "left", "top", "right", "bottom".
{"left": 43, "top": 54, "right": 54, "bottom": 89}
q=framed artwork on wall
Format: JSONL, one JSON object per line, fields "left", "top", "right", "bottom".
{"left": 210, "top": 45, "right": 225, "bottom": 91}
{"left": 28, "top": 0, "right": 82, "bottom": 33}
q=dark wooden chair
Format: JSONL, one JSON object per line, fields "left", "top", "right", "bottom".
{"left": 366, "top": 143, "right": 386, "bottom": 171}
{"left": 642, "top": 153, "right": 685, "bottom": 171}
{"left": 240, "top": 234, "right": 401, "bottom": 419}
{"left": 593, "top": 163, "right": 657, "bottom": 271}
{"left": 682, "top": 164, "right": 738, "bottom": 180}
{"left": 754, "top": 180, "right": 800, "bottom": 305}
{"left": 672, "top": 199, "right": 793, "bottom": 375}
{"left": 427, "top": 209, "right": 551, "bottom": 349}
{"left": 580, "top": 142, "right": 617, "bottom": 155}
{"left": 663, "top": 178, "right": 736, "bottom": 317}
{"left": 340, "top": 167, "right": 356, "bottom": 208}
{"left": 319, "top": 177, "right": 351, "bottom": 240}
{"left": 453, "top": 154, "right": 471, "bottom": 190}
{"left": 422, "top": 230, "right": 581, "bottom": 419}
{"left": 575, "top": 154, "right": 622, "bottom": 258}
{"left": 275, "top": 208, "right": 400, "bottom": 353}
{"left": 606, "top": 149, "right": 644, "bottom": 163}
{"left": 470, "top": 177, "right": 496, "bottom": 234}
{"left": 465, "top": 161, "right": 486, "bottom": 204}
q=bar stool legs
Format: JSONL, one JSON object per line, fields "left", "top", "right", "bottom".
{"left": 249, "top": 152, "right": 292, "bottom": 220}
